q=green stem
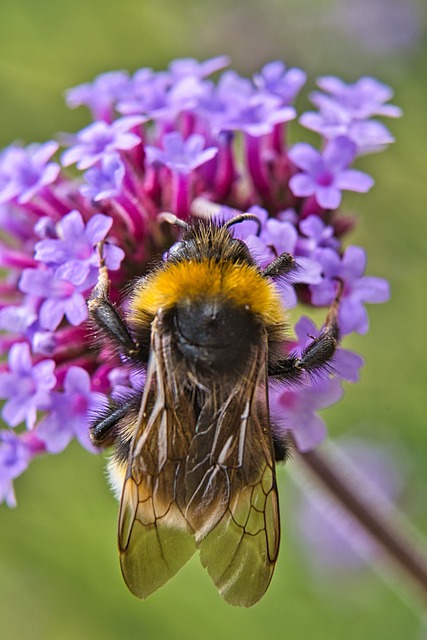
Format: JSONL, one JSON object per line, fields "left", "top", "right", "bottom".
{"left": 295, "top": 441, "right": 427, "bottom": 603}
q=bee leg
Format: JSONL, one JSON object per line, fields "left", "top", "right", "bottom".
{"left": 269, "top": 280, "right": 343, "bottom": 382}
{"left": 90, "top": 403, "right": 131, "bottom": 448}
{"left": 271, "top": 426, "right": 293, "bottom": 462}
{"left": 262, "top": 252, "right": 297, "bottom": 279}
{"left": 88, "top": 243, "right": 139, "bottom": 358}
{"left": 90, "top": 395, "right": 140, "bottom": 453}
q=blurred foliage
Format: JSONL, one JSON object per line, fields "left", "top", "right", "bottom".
{"left": 0, "top": 0, "right": 426, "bottom": 638}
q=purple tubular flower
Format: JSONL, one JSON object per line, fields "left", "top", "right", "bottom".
{"left": 269, "top": 315, "right": 364, "bottom": 451}
{"left": 65, "top": 71, "right": 130, "bottom": 122}
{"left": 253, "top": 61, "right": 307, "bottom": 104}
{"left": 296, "top": 215, "right": 340, "bottom": 255}
{"left": 222, "top": 93, "right": 296, "bottom": 137}
{"left": 0, "top": 142, "right": 60, "bottom": 205}
{"left": 145, "top": 132, "right": 218, "bottom": 175}
{"left": 61, "top": 116, "right": 145, "bottom": 170}
{"left": 0, "top": 430, "right": 31, "bottom": 507}
{"left": 311, "top": 245, "right": 390, "bottom": 334}
{"left": 288, "top": 136, "right": 374, "bottom": 209}
{"left": 146, "top": 133, "right": 219, "bottom": 216}
{"left": 80, "top": 153, "right": 126, "bottom": 201}
{"left": 168, "top": 55, "right": 230, "bottom": 79}
{"left": 19, "top": 267, "right": 89, "bottom": 330}
{"left": 312, "top": 76, "right": 403, "bottom": 119}
{"left": 300, "top": 105, "right": 396, "bottom": 155}
{"left": 37, "top": 366, "right": 108, "bottom": 453}
{"left": 34, "top": 209, "right": 124, "bottom": 286}
{"left": 0, "top": 343, "right": 56, "bottom": 430}
{"left": 271, "top": 378, "right": 344, "bottom": 452}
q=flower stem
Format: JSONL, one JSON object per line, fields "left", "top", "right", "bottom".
{"left": 295, "top": 441, "right": 427, "bottom": 603}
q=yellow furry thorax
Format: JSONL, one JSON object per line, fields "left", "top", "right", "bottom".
{"left": 129, "top": 258, "right": 286, "bottom": 326}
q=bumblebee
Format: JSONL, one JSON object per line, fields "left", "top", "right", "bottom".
{"left": 88, "top": 214, "right": 341, "bottom": 607}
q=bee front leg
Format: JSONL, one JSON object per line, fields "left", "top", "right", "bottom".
{"left": 262, "top": 252, "right": 297, "bottom": 279}
{"left": 269, "top": 280, "right": 343, "bottom": 383}
{"left": 88, "top": 243, "right": 139, "bottom": 358}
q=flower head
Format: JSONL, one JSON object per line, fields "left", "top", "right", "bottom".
{"left": 0, "top": 57, "right": 397, "bottom": 505}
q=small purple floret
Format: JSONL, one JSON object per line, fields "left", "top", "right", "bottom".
{"left": 37, "top": 366, "right": 108, "bottom": 453}
{"left": 0, "top": 343, "right": 56, "bottom": 430}
{"left": 289, "top": 136, "right": 374, "bottom": 209}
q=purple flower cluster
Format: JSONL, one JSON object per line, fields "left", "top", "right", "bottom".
{"left": 0, "top": 57, "right": 399, "bottom": 505}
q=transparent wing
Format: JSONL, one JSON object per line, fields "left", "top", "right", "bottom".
{"left": 118, "top": 319, "right": 196, "bottom": 599}
{"left": 184, "top": 340, "right": 281, "bottom": 607}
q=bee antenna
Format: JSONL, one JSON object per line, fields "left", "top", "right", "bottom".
{"left": 224, "top": 213, "right": 262, "bottom": 236}
{"left": 158, "top": 212, "right": 191, "bottom": 231}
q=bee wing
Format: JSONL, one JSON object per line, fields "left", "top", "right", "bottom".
{"left": 185, "top": 341, "right": 281, "bottom": 607}
{"left": 118, "top": 321, "right": 196, "bottom": 600}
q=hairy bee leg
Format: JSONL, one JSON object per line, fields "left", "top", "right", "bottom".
{"left": 269, "top": 280, "right": 343, "bottom": 382}
{"left": 91, "top": 402, "right": 132, "bottom": 448}
{"left": 262, "top": 252, "right": 297, "bottom": 279}
{"left": 88, "top": 243, "right": 139, "bottom": 357}
{"left": 271, "top": 427, "right": 293, "bottom": 462}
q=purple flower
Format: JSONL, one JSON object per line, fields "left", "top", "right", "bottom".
{"left": 0, "top": 431, "right": 31, "bottom": 507}
{"left": 117, "top": 70, "right": 208, "bottom": 121}
{"left": 61, "top": 116, "right": 145, "bottom": 170}
{"left": 80, "top": 153, "right": 125, "bottom": 201}
{"left": 34, "top": 210, "right": 124, "bottom": 286}
{"left": 116, "top": 69, "right": 168, "bottom": 118}
{"left": 0, "top": 296, "right": 57, "bottom": 357}
{"left": 0, "top": 203, "right": 37, "bottom": 242}
{"left": 271, "top": 377, "right": 343, "bottom": 452}
{"left": 312, "top": 76, "right": 403, "bottom": 120}
{"left": 0, "top": 142, "right": 60, "bottom": 205}
{"left": 311, "top": 246, "right": 390, "bottom": 334}
{"left": 269, "top": 315, "right": 364, "bottom": 451}
{"left": 168, "top": 56, "right": 230, "bottom": 79}
{"left": 288, "top": 136, "right": 374, "bottom": 209}
{"left": 108, "top": 366, "right": 145, "bottom": 399}
{"left": 300, "top": 103, "right": 396, "bottom": 154}
{"left": 19, "top": 267, "right": 89, "bottom": 330}
{"left": 296, "top": 215, "right": 340, "bottom": 256}
{"left": 221, "top": 93, "right": 296, "bottom": 137}
{"left": 65, "top": 71, "right": 130, "bottom": 121}
{"left": 145, "top": 132, "right": 218, "bottom": 175}
{"left": 253, "top": 61, "right": 307, "bottom": 104}
{"left": 0, "top": 343, "right": 56, "bottom": 429}
{"left": 37, "top": 366, "right": 108, "bottom": 453}
{"left": 0, "top": 300, "right": 38, "bottom": 335}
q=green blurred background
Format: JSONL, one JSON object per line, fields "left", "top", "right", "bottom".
{"left": 1, "top": 0, "right": 426, "bottom": 638}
